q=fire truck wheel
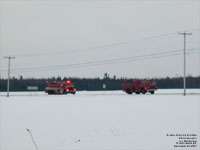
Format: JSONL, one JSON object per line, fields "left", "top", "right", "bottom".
{"left": 126, "top": 89, "right": 132, "bottom": 94}
{"left": 141, "top": 89, "right": 146, "bottom": 94}
{"left": 150, "top": 91, "right": 155, "bottom": 94}
{"left": 136, "top": 92, "right": 140, "bottom": 94}
{"left": 48, "top": 92, "right": 53, "bottom": 95}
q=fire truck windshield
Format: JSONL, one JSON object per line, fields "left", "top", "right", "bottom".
{"left": 143, "top": 81, "right": 156, "bottom": 85}
{"left": 64, "top": 83, "right": 74, "bottom": 86}
{"left": 152, "top": 81, "right": 156, "bottom": 85}
{"left": 48, "top": 83, "right": 60, "bottom": 87}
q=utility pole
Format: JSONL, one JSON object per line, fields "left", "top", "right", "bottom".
{"left": 4, "top": 56, "right": 15, "bottom": 97}
{"left": 178, "top": 32, "right": 192, "bottom": 96}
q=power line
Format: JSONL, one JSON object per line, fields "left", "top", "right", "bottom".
{"left": 2, "top": 49, "right": 183, "bottom": 72}
{"left": 1, "top": 48, "right": 199, "bottom": 74}
{"left": 13, "top": 34, "right": 179, "bottom": 58}
{"left": 11, "top": 28, "right": 200, "bottom": 58}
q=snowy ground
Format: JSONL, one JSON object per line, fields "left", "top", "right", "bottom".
{"left": 0, "top": 89, "right": 200, "bottom": 150}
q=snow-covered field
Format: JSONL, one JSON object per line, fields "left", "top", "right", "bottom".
{"left": 0, "top": 89, "right": 200, "bottom": 150}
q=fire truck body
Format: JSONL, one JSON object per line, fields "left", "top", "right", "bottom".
{"left": 45, "top": 80, "right": 76, "bottom": 95}
{"left": 45, "top": 82, "right": 63, "bottom": 94}
{"left": 123, "top": 79, "right": 157, "bottom": 94}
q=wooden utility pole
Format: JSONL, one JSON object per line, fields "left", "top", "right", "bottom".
{"left": 178, "top": 32, "right": 192, "bottom": 96}
{"left": 4, "top": 56, "right": 15, "bottom": 97}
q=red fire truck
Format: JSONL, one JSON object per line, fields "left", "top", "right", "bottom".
{"left": 45, "top": 80, "right": 76, "bottom": 95}
{"left": 123, "top": 79, "right": 157, "bottom": 94}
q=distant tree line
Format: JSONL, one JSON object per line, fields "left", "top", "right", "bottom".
{"left": 0, "top": 74, "right": 200, "bottom": 91}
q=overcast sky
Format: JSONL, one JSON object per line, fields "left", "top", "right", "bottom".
{"left": 0, "top": 0, "right": 199, "bottom": 79}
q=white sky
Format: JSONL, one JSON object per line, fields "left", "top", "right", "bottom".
{"left": 0, "top": 0, "right": 200, "bottom": 79}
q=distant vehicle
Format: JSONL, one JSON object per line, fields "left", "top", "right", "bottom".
{"left": 45, "top": 80, "right": 76, "bottom": 95}
{"left": 122, "top": 79, "right": 157, "bottom": 94}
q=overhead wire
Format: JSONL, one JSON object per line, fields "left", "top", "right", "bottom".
{"left": 1, "top": 28, "right": 199, "bottom": 75}
{"left": 12, "top": 34, "right": 179, "bottom": 58}
{"left": 1, "top": 48, "right": 199, "bottom": 74}
{"left": 0, "top": 32, "right": 180, "bottom": 71}
{"left": 11, "top": 28, "right": 200, "bottom": 58}
{"left": 1, "top": 49, "right": 183, "bottom": 71}
{"left": 4, "top": 27, "right": 199, "bottom": 70}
